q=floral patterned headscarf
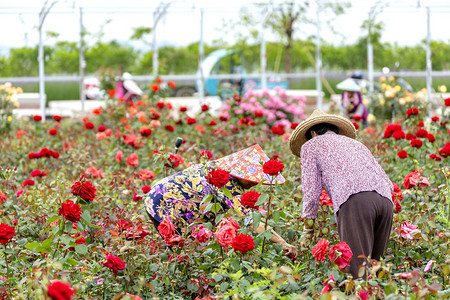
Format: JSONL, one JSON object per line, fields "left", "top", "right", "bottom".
{"left": 214, "top": 144, "right": 285, "bottom": 185}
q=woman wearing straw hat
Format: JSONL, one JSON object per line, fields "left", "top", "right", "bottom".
{"left": 289, "top": 109, "right": 393, "bottom": 278}
{"left": 144, "top": 144, "right": 298, "bottom": 259}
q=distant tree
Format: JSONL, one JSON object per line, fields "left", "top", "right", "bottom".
{"left": 47, "top": 41, "right": 79, "bottom": 74}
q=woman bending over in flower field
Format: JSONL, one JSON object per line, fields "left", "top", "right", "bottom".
{"left": 289, "top": 109, "right": 394, "bottom": 278}
{"left": 144, "top": 144, "right": 298, "bottom": 259}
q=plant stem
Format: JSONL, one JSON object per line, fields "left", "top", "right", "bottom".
{"left": 261, "top": 194, "right": 272, "bottom": 254}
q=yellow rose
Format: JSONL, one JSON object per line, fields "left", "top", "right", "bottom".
{"left": 388, "top": 76, "right": 395, "bottom": 81}
{"left": 379, "top": 98, "right": 385, "bottom": 105}
{"left": 395, "top": 85, "right": 401, "bottom": 91}
{"left": 438, "top": 85, "right": 447, "bottom": 93}
{"left": 379, "top": 76, "right": 386, "bottom": 82}
{"left": 385, "top": 90, "right": 396, "bottom": 98}
{"left": 7, "top": 116, "right": 12, "bottom": 122}
{"left": 381, "top": 83, "right": 387, "bottom": 90}
{"left": 405, "top": 96, "right": 412, "bottom": 103}
{"left": 368, "top": 114, "right": 376, "bottom": 122}
{"left": 362, "top": 98, "right": 369, "bottom": 105}
{"left": 398, "top": 98, "right": 406, "bottom": 105}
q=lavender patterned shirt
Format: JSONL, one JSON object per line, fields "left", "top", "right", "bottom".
{"left": 300, "top": 131, "right": 393, "bottom": 219}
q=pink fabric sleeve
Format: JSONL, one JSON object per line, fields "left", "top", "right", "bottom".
{"left": 300, "top": 143, "right": 323, "bottom": 219}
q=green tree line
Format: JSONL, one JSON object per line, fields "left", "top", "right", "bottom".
{"left": 0, "top": 37, "right": 449, "bottom": 78}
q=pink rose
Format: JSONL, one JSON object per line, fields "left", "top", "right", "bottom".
{"left": 216, "top": 217, "right": 240, "bottom": 231}
{"left": 192, "top": 224, "right": 213, "bottom": 243}
{"left": 400, "top": 221, "right": 421, "bottom": 239}
{"left": 139, "top": 169, "right": 155, "bottom": 181}
{"left": 329, "top": 242, "right": 353, "bottom": 269}
{"left": 115, "top": 150, "right": 123, "bottom": 162}
{"left": 215, "top": 225, "right": 238, "bottom": 248}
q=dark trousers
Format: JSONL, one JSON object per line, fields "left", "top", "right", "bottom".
{"left": 337, "top": 191, "right": 393, "bottom": 278}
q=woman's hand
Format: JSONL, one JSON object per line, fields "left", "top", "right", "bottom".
{"left": 282, "top": 244, "right": 298, "bottom": 260}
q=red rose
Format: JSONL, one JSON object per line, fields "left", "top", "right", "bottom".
{"left": 215, "top": 225, "right": 238, "bottom": 248}
{"left": 392, "top": 182, "right": 403, "bottom": 201}
{"left": 71, "top": 177, "right": 96, "bottom": 202}
{"left": 165, "top": 124, "right": 175, "bottom": 132}
{"left": 0, "top": 189, "right": 6, "bottom": 203}
{"left": 394, "top": 201, "right": 402, "bottom": 213}
{"left": 240, "top": 191, "right": 261, "bottom": 209}
{"left": 431, "top": 116, "right": 439, "bottom": 122}
{"left": 201, "top": 104, "right": 209, "bottom": 112}
{"left": 353, "top": 115, "right": 362, "bottom": 121}
{"left": 290, "top": 122, "right": 299, "bottom": 129}
{"left": 165, "top": 234, "right": 184, "bottom": 247}
{"left": 179, "top": 106, "right": 187, "bottom": 112}
{"left": 141, "top": 185, "right": 151, "bottom": 194}
{"left": 126, "top": 153, "right": 139, "bottom": 167}
{"left": 53, "top": 115, "right": 62, "bottom": 122}
{"left": 319, "top": 189, "right": 333, "bottom": 207}
{"left": 410, "top": 139, "right": 422, "bottom": 148}
{"left": 445, "top": 97, "right": 450, "bottom": 107}
{"left": 51, "top": 151, "right": 60, "bottom": 158}
{"left": 31, "top": 169, "right": 47, "bottom": 177}
{"left": 392, "top": 130, "right": 405, "bottom": 140}
{"left": 352, "top": 122, "right": 360, "bottom": 130}
{"left": 417, "top": 121, "right": 424, "bottom": 127}
{"left": 132, "top": 193, "right": 142, "bottom": 202}
{"left": 405, "top": 133, "right": 415, "bottom": 140}
{"left": 58, "top": 200, "right": 83, "bottom": 223}
{"left": 426, "top": 133, "right": 435, "bottom": 143}
{"left": 199, "top": 150, "right": 213, "bottom": 160}
{"left": 33, "top": 115, "right": 42, "bottom": 122}
{"left": 0, "top": 223, "right": 15, "bottom": 245}
{"left": 151, "top": 84, "right": 160, "bottom": 92}
{"left": 156, "top": 101, "right": 165, "bottom": 109}
{"left": 139, "top": 169, "right": 155, "bottom": 181}
{"left": 383, "top": 123, "right": 402, "bottom": 138}
{"left": 97, "top": 125, "right": 106, "bottom": 132}
{"left": 233, "top": 94, "right": 241, "bottom": 102}
{"left": 151, "top": 112, "right": 160, "bottom": 120}
{"left": 263, "top": 160, "right": 284, "bottom": 176}
{"left": 397, "top": 150, "right": 408, "bottom": 159}
{"left": 47, "top": 280, "right": 75, "bottom": 300}
{"left": 208, "top": 119, "right": 217, "bottom": 126}
{"left": 21, "top": 179, "right": 35, "bottom": 186}
{"left": 103, "top": 253, "right": 125, "bottom": 275}
{"left": 271, "top": 125, "right": 285, "bottom": 135}
{"left": 415, "top": 128, "right": 428, "bottom": 138}
{"left": 158, "top": 218, "right": 175, "bottom": 240}
{"left": 312, "top": 239, "right": 330, "bottom": 262}
{"left": 139, "top": 127, "right": 152, "bottom": 137}
{"left": 207, "top": 169, "right": 230, "bottom": 188}
{"left": 232, "top": 233, "right": 255, "bottom": 254}
{"left": 254, "top": 111, "right": 264, "bottom": 118}
{"left": 406, "top": 108, "right": 419, "bottom": 118}
{"left": 49, "top": 128, "right": 57, "bottom": 135}
{"left": 84, "top": 122, "right": 95, "bottom": 129}
{"left": 165, "top": 154, "right": 182, "bottom": 168}
{"left": 168, "top": 81, "right": 176, "bottom": 89}
{"left": 329, "top": 241, "right": 353, "bottom": 269}
{"left": 187, "top": 117, "right": 197, "bottom": 125}
{"left": 439, "top": 142, "right": 450, "bottom": 158}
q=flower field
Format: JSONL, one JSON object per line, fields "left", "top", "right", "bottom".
{"left": 0, "top": 80, "right": 449, "bottom": 299}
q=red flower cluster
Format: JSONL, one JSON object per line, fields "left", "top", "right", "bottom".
{"left": 207, "top": 169, "right": 230, "bottom": 188}
{"left": 28, "top": 147, "right": 60, "bottom": 159}
{"left": 403, "top": 169, "right": 430, "bottom": 189}
{"left": 71, "top": 175, "right": 97, "bottom": 202}
{"left": 431, "top": 115, "right": 439, "bottom": 122}
{"left": 397, "top": 150, "right": 408, "bottom": 159}
{"left": 410, "top": 139, "right": 423, "bottom": 149}
{"left": 271, "top": 125, "right": 285, "bottom": 135}
{"left": 429, "top": 154, "right": 442, "bottom": 161}
{"left": 427, "top": 133, "right": 435, "bottom": 143}
{"left": 231, "top": 233, "right": 255, "bottom": 254}
{"left": 392, "top": 130, "right": 405, "bottom": 140}
{"left": 201, "top": 104, "right": 209, "bottom": 112}
{"left": 199, "top": 150, "right": 213, "bottom": 160}
{"left": 59, "top": 200, "right": 83, "bottom": 222}
{"left": 406, "top": 133, "right": 415, "bottom": 140}
{"left": 103, "top": 253, "right": 126, "bottom": 275}
{"left": 406, "top": 107, "right": 419, "bottom": 118}
{"left": 33, "top": 115, "right": 42, "bottom": 122}
{"left": 254, "top": 110, "right": 264, "bottom": 118}
{"left": 49, "top": 128, "right": 58, "bottom": 135}
{"left": 415, "top": 128, "right": 428, "bottom": 138}
{"left": 263, "top": 160, "right": 284, "bottom": 176}
{"left": 312, "top": 239, "right": 330, "bottom": 262}
{"left": 439, "top": 142, "right": 450, "bottom": 158}
{"left": 139, "top": 127, "right": 152, "bottom": 137}
{"left": 329, "top": 241, "right": 353, "bottom": 269}
{"left": 156, "top": 101, "right": 165, "bottom": 109}
{"left": 21, "top": 179, "right": 35, "bottom": 187}
{"left": 240, "top": 191, "right": 261, "bottom": 209}
{"left": 383, "top": 123, "right": 402, "bottom": 138}
{"left": 0, "top": 223, "right": 15, "bottom": 245}
{"left": 47, "top": 280, "right": 75, "bottom": 300}
{"left": 31, "top": 169, "right": 47, "bottom": 177}
{"left": 237, "top": 117, "right": 256, "bottom": 126}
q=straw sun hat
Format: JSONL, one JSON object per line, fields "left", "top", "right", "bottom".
{"left": 289, "top": 109, "right": 357, "bottom": 157}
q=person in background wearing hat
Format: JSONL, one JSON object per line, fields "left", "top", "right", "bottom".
{"left": 289, "top": 109, "right": 393, "bottom": 278}
{"left": 337, "top": 73, "right": 368, "bottom": 128}
{"left": 144, "top": 144, "right": 298, "bottom": 259}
